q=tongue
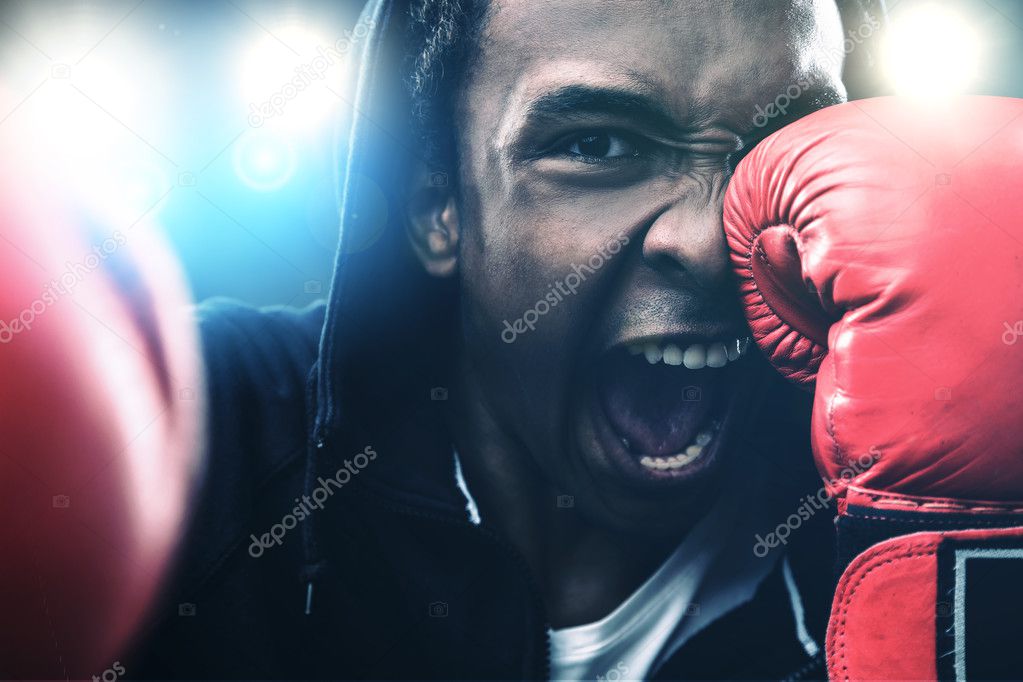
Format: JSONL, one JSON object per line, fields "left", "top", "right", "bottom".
{"left": 597, "top": 351, "right": 720, "bottom": 457}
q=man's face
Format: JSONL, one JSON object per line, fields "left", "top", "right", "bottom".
{"left": 449, "top": 0, "right": 845, "bottom": 533}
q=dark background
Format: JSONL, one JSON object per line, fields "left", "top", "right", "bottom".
{"left": 0, "top": 0, "right": 1020, "bottom": 307}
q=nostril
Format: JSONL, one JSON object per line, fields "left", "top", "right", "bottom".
{"left": 643, "top": 233, "right": 732, "bottom": 291}
{"left": 646, "top": 251, "right": 686, "bottom": 277}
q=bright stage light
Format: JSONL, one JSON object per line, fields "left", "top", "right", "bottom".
{"left": 2, "top": 58, "right": 175, "bottom": 226}
{"left": 0, "top": 0, "right": 179, "bottom": 227}
{"left": 239, "top": 23, "right": 345, "bottom": 133}
{"left": 884, "top": 4, "right": 984, "bottom": 97}
{"left": 232, "top": 131, "right": 296, "bottom": 191}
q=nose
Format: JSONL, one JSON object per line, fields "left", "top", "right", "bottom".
{"left": 641, "top": 194, "right": 731, "bottom": 291}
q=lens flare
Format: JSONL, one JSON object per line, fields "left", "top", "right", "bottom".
{"left": 884, "top": 4, "right": 984, "bottom": 97}
{"left": 232, "top": 131, "right": 296, "bottom": 192}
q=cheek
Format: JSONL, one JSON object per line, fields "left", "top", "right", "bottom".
{"left": 454, "top": 157, "right": 658, "bottom": 349}
{"left": 461, "top": 220, "right": 576, "bottom": 348}
{"left": 463, "top": 222, "right": 636, "bottom": 388}
{"left": 465, "top": 201, "right": 621, "bottom": 322}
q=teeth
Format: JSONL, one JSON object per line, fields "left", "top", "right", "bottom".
{"left": 625, "top": 336, "right": 752, "bottom": 368}
{"left": 706, "top": 342, "right": 727, "bottom": 368}
{"left": 682, "top": 344, "right": 706, "bottom": 369}
{"left": 662, "top": 344, "right": 684, "bottom": 366}
{"left": 644, "top": 343, "right": 663, "bottom": 364}
{"left": 639, "top": 450, "right": 700, "bottom": 471}
{"left": 637, "top": 425, "right": 720, "bottom": 472}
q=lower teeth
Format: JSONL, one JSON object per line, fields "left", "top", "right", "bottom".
{"left": 638, "top": 423, "right": 719, "bottom": 471}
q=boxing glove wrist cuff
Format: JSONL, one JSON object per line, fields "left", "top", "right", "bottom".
{"left": 834, "top": 486, "right": 1023, "bottom": 570}
{"left": 828, "top": 490, "right": 1023, "bottom": 681}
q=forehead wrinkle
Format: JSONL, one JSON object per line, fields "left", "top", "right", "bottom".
{"left": 476, "top": 0, "right": 847, "bottom": 157}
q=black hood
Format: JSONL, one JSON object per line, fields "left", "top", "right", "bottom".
{"left": 314, "top": 0, "right": 439, "bottom": 443}
{"left": 297, "top": 0, "right": 889, "bottom": 613}
{"left": 311, "top": 0, "right": 890, "bottom": 441}
{"left": 298, "top": 0, "right": 465, "bottom": 613}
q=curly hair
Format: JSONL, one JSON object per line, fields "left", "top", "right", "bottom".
{"left": 404, "top": 0, "right": 490, "bottom": 172}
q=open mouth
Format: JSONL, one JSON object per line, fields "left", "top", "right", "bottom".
{"left": 589, "top": 335, "right": 750, "bottom": 482}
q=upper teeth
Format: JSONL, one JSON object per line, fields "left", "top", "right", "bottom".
{"left": 629, "top": 337, "right": 750, "bottom": 369}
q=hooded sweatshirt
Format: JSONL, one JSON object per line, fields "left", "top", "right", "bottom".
{"left": 127, "top": 0, "right": 889, "bottom": 678}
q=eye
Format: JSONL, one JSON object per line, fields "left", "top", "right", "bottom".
{"left": 562, "top": 132, "right": 641, "bottom": 161}
{"left": 727, "top": 143, "right": 754, "bottom": 174}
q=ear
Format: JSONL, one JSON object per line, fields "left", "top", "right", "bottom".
{"left": 405, "top": 161, "right": 460, "bottom": 278}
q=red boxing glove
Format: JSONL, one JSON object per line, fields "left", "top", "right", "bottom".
{"left": 725, "top": 96, "right": 1023, "bottom": 681}
{"left": 0, "top": 152, "right": 204, "bottom": 678}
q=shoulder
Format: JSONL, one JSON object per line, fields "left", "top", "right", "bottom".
{"left": 196, "top": 297, "right": 324, "bottom": 391}
{"left": 193, "top": 296, "right": 325, "bottom": 477}
{"left": 167, "top": 299, "right": 325, "bottom": 584}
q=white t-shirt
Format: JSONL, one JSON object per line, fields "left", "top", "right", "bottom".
{"left": 452, "top": 452, "right": 810, "bottom": 681}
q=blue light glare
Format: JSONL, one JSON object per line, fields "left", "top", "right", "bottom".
{"left": 232, "top": 131, "right": 297, "bottom": 192}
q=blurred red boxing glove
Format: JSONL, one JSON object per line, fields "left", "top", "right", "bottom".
{"left": 725, "top": 96, "right": 1023, "bottom": 681}
{"left": 0, "top": 151, "right": 203, "bottom": 678}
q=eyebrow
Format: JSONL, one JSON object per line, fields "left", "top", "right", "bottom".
{"left": 520, "top": 85, "right": 682, "bottom": 133}
{"left": 521, "top": 82, "right": 845, "bottom": 135}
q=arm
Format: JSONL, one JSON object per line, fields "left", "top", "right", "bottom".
{"left": 0, "top": 149, "right": 204, "bottom": 679}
